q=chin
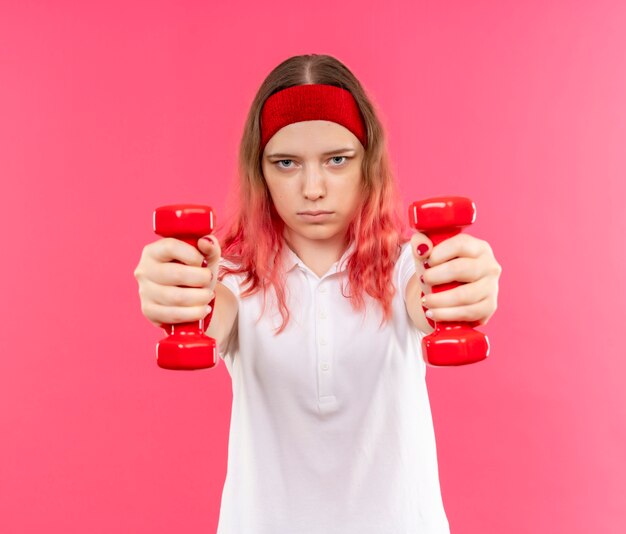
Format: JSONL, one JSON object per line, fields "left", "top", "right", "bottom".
{"left": 301, "top": 225, "right": 346, "bottom": 240}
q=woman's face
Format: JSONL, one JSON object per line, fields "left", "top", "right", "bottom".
{"left": 261, "top": 120, "right": 365, "bottom": 247}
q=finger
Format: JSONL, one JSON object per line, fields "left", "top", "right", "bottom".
{"left": 418, "top": 272, "right": 432, "bottom": 295}
{"left": 145, "top": 278, "right": 215, "bottom": 307}
{"left": 151, "top": 262, "right": 214, "bottom": 289}
{"left": 422, "top": 257, "right": 487, "bottom": 286}
{"left": 410, "top": 233, "right": 433, "bottom": 261}
{"left": 423, "top": 297, "right": 491, "bottom": 324}
{"left": 197, "top": 234, "right": 221, "bottom": 263}
{"left": 426, "top": 233, "right": 486, "bottom": 268}
{"left": 150, "top": 237, "right": 206, "bottom": 267}
{"left": 421, "top": 276, "right": 492, "bottom": 309}
{"left": 144, "top": 301, "right": 214, "bottom": 325}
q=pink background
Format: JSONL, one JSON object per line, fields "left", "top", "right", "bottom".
{"left": 1, "top": 1, "right": 624, "bottom": 532}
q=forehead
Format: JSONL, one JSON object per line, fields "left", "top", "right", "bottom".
{"left": 264, "top": 120, "right": 359, "bottom": 155}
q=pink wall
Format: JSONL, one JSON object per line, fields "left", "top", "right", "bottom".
{"left": 1, "top": 1, "right": 624, "bottom": 532}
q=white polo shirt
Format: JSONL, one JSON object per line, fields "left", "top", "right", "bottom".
{"left": 215, "top": 240, "right": 450, "bottom": 534}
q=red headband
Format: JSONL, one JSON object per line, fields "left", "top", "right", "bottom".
{"left": 259, "top": 84, "right": 368, "bottom": 152}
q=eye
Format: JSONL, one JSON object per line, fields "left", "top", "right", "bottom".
{"left": 275, "top": 159, "right": 294, "bottom": 169}
{"left": 273, "top": 156, "right": 350, "bottom": 170}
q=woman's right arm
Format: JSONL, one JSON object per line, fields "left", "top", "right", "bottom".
{"left": 133, "top": 234, "right": 238, "bottom": 350}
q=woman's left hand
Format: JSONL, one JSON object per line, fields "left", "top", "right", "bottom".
{"left": 410, "top": 232, "right": 502, "bottom": 326}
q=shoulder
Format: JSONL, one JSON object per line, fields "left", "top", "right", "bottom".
{"left": 397, "top": 240, "right": 413, "bottom": 263}
{"left": 219, "top": 256, "right": 241, "bottom": 272}
{"left": 395, "top": 240, "right": 415, "bottom": 283}
{"left": 218, "top": 256, "right": 246, "bottom": 299}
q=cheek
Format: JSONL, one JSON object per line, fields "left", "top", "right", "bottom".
{"left": 263, "top": 173, "right": 283, "bottom": 199}
{"left": 263, "top": 167, "right": 287, "bottom": 196}
{"left": 338, "top": 174, "right": 363, "bottom": 204}
{"left": 266, "top": 183, "right": 297, "bottom": 216}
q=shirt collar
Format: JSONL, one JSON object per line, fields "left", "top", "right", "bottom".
{"left": 280, "top": 239, "right": 356, "bottom": 277}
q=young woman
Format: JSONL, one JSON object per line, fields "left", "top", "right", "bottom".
{"left": 134, "top": 54, "right": 502, "bottom": 533}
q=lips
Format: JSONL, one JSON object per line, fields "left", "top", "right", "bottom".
{"left": 299, "top": 211, "right": 333, "bottom": 215}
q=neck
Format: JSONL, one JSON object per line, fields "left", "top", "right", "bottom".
{"left": 283, "top": 230, "right": 350, "bottom": 277}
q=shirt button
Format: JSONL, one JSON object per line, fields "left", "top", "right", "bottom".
{"left": 318, "top": 286, "right": 327, "bottom": 293}
{"left": 320, "top": 338, "right": 327, "bottom": 345}
{"left": 319, "top": 310, "right": 327, "bottom": 319}
{"left": 320, "top": 363, "right": 330, "bottom": 371}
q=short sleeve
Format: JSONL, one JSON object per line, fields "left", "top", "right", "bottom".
{"left": 215, "top": 258, "right": 242, "bottom": 361}
{"left": 397, "top": 241, "right": 418, "bottom": 303}
{"left": 218, "top": 258, "right": 241, "bottom": 299}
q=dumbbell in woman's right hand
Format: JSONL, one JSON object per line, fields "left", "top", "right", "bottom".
{"left": 133, "top": 233, "right": 222, "bottom": 369}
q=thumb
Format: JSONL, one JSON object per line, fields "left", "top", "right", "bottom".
{"left": 410, "top": 231, "right": 434, "bottom": 268}
{"left": 197, "top": 234, "right": 222, "bottom": 265}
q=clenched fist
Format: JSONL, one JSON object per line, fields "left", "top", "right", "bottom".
{"left": 133, "top": 234, "right": 222, "bottom": 328}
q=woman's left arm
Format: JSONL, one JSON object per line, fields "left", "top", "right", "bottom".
{"left": 406, "top": 233, "right": 503, "bottom": 333}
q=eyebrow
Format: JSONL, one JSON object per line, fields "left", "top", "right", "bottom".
{"left": 265, "top": 148, "right": 357, "bottom": 159}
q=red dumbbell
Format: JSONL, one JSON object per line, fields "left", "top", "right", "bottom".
{"left": 408, "top": 196, "right": 490, "bottom": 366}
{"left": 152, "top": 204, "right": 217, "bottom": 370}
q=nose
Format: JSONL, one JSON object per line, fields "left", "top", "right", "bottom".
{"left": 302, "top": 168, "right": 326, "bottom": 200}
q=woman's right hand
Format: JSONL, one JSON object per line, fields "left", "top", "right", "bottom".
{"left": 133, "top": 234, "right": 222, "bottom": 329}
